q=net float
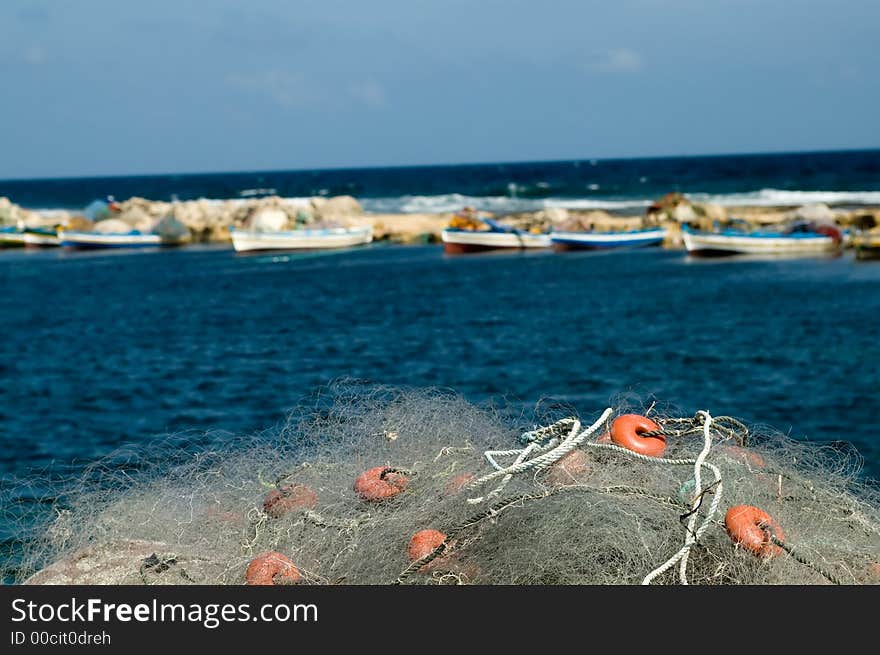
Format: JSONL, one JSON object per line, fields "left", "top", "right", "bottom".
{"left": 263, "top": 483, "right": 318, "bottom": 518}
{"left": 354, "top": 466, "right": 409, "bottom": 501}
{"left": 245, "top": 551, "right": 301, "bottom": 585}
{"left": 443, "top": 472, "right": 476, "bottom": 496}
{"left": 546, "top": 450, "right": 591, "bottom": 486}
{"left": 408, "top": 529, "right": 452, "bottom": 573}
{"left": 408, "top": 529, "right": 447, "bottom": 562}
{"left": 719, "top": 445, "right": 766, "bottom": 469}
{"left": 724, "top": 505, "right": 785, "bottom": 558}
{"left": 610, "top": 414, "right": 666, "bottom": 457}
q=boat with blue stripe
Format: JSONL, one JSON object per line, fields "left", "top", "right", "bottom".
{"left": 0, "top": 226, "right": 27, "bottom": 247}
{"left": 58, "top": 229, "right": 164, "bottom": 249}
{"left": 1, "top": 226, "right": 60, "bottom": 247}
{"left": 550, "top": 227, "right": 667, "bottom": 251}
{"left": 230, "top": 225, "right": 373, "bottom": 252}
{"left": 682, "top": 223, "right": 842, "bottom": 257}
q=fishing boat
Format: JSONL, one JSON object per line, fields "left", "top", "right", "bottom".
{"left": 681, "top": 223, "right": 842, "bottom": 257}
{"left": 441, "top": 217, "right": 550, "bottom": 254}
{"left": 0, "top": 226, "right": 26, "bottom": 247}
{"left": 22, "top": 227, "right": 60, "bottom": 247}
{"left": 852, "top": 232, "right": 880, "bottom": 260}
{"left": 58, "top": 229, "right": 164, "bottom": 249}
{"left": 229, "top": 225, "right": 373, "bottom": 252}
{"left": 550, "top": 226, "right": 667, "bottom": 251}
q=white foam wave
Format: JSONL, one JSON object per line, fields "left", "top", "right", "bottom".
{"left": 238, "top": 188, "right": 277, "bottom": 197}
{"left": 28, "top": 189, "right": 880, "bottom": 217}
{"left": 360, "top": 194, "right": 649, "bottom": 214}
{"left": 362, "top": 189, "right": 880, "bottom": 214}
{"left": 688, "top": 189, "right": 880, "bottom": 207}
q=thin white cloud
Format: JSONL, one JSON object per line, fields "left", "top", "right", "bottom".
{"left": 590, "top": 48, "right": 643, "bottom": 74}
{"left": 226, "top": 70, "right": 320, "bottom": 109}
{"left": 349, "top": 79, "right": 387, "bottom": 109}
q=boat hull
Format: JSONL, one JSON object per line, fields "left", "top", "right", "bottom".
{"left": 682, "top": 229, "right": 839, "bottom": 257}
{"left": 853, "top": 234, "right": 880, "bottom": 260}
{"left": 0, "top": 229, "right": 27, "bottom": 247}
{"left": 23, "top": 231, "right": 60, "bottom": 247}
{"left": 230, "top": 227, "right": 373, "bottom": 252}
{"left": 441, "top": 229, "right": 551, "bottom": 254}
{"left": 550, "top": 228, "right": 666, "bottom": 251}
{"left": 59, "top": 231, "right": 164, "bottom": 249}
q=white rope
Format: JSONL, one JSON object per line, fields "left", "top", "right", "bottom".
{"left": 466, "top": 409, "right": 612, "bottom": 504}
{"left": 464, "top": 406, "right": 729, "bottom": 583}
{"left": 641, "top": 411, "right": 724, "bottom": 585}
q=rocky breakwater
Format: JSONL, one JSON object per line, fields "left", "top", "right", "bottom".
{"left": 0, "top": 196, "right": 55, "bottom": 228}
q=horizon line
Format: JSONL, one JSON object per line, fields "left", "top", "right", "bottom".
{"left": 1, "top": 145, "right": 879, "bottom": 185}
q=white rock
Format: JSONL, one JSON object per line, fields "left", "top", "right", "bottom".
{"left": 671, "top": 203, "right": 698, "bottom": 223}
{"left": 92, "top": 218, "right": 135, "bottom": 233}
{"left": 248, "top": 206, "right": 289, "bottom": 231}
{"left": 793, "top": 203, "right": 835, "bottom": 223}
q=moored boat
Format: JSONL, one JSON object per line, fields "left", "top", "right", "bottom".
{"left": 681, "top": 224, "right": 842, "bottom": 257}
{"left": 441, "top": 213, "right": 551, "bottom": 255}
{"left": 58, "top": 229, "right": 164, "bottom": 249}
{"left": 550, "top": 227, "right": 667, "bottom": 251}
{"left": 23, "top": 227, "right": 61, "bottom": 248}
{"left": 0, "top": 226, "right": 26, "bottom": 248}
{"left": 441, "top": 228, "right": 551, "bottom": 254}
{"left": 229, "top": 225, "right": 373, "bottom": 252}
{"left": 852, "top": 232, "right": 880, "bottom": 260}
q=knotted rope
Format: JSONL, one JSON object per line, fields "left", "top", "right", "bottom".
{"left": 465, "top": 409, "right": 613, "bottom": 504}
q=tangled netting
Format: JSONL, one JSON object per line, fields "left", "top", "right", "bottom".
{"left": 6, "top": 383, "right": 880, "bottom": 585}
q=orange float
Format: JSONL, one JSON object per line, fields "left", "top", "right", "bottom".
{"left": 245, "top": 551, "right": 301, "bottom": 585}
{"left": 263, "top": 483, "right": 318, "bottom": 518}
{"left": 719, "top": 445, "right": 766, "bottom": 469}
{"left": 610, "top": 414, "right": 666, "bottom": 457}
{"left": 724, "top": 505, "right": 784, "bottom": 558}
{"left": 408, "top": 529, "right": 447, "bottom": 562}
{"left": 546, "top": 450, "right": 591, "bottom": 486}
{"left": 354, "top": 466, "right": 409, "bottom": 501}
{"left": 443, "top": 472, "right": 476, "bottom": 496}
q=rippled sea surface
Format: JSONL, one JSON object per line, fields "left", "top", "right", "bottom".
{"left": 1, "top": 243, "right": 879, "bottom": 522}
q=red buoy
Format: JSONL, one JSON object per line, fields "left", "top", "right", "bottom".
{"left": 443, "top": 472, "right": 476, "bottom": 496}
{"left": 724, "top": 505, "right": 784, "bottom": 558}
{"left": 354, "top": 466, "right": 409, "bottom": 501}
{"left": 546, "top": 450, "right": 591, "bottom": 486}
{"left": 245, "top": 551, "right": 301, "bottom": 585}
{"left": 718, "top": 445, "right": 766, "bottom": 469}
{"left": 263, "top": 484, "right": 318, "bottom": 518}
{"left": 408, "top": 529, "right": 447, "bottom": 562}
{"left": 610, "top": 414, "right": 666, "bottom": 457}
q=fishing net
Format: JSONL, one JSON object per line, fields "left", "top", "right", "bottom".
{"left": 5, "top": 382, "right": 879, "bottom": 586}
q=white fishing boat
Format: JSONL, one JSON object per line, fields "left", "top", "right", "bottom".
{"left": 58, "top": 229, "right": 164, "bottom": 249}
{"left": 229, "top": 225, "right": 373, "bottom": 252}
{"left": 441, "top": 216, "right": 551, "bottom": 254}
{"left": 681, "top": 224, "right": 842, "bottom": 257}
{"left": 550, "top": 227, "right": 667, "bottom": 251}
{"left": 0, "top": 226, "right": 26, "bottom": 247}
{"left": 441, "top": 229, "right": 551, "bottom": 254}
{"left": 22, "top": 227, "right": 61, "bottom": 247}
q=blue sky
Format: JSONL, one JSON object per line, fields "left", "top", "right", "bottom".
{"left": 1, "top": 0, "right": 878, "bottom": 178}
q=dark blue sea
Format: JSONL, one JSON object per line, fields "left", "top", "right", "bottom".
{"left": 2, "top": 243, "right": 879, "bottom": 486}
{"left": 2, "top": 149, "right": 880, "bottom": 214}
{"left": 2, "top": 150, "right": 880, "bottom": 580}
